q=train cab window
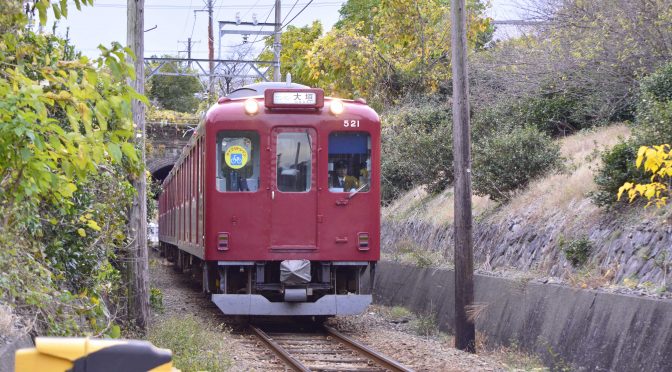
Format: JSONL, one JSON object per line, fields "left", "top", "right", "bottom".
{"left": 328, "top": 132, "right": 371, "bottom": 193}
{"left": 276, "top": 132, "right": 312, "bottom": 192}
{"left": 216, "top": 131, "right": 260, "bottom": 192}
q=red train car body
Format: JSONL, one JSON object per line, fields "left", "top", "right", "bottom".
{"left": 158, "top": 83, "right": 380, "bottom": 315}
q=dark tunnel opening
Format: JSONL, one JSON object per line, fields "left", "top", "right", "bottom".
{"left": 151, "top": 164, "right": 174, "bottom": 197}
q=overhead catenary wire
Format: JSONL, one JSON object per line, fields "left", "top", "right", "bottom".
{"left": 282, "top": 0, "right": 300, "bottom": 25}
{"left": 240, "top": 0, "right": 264, "bottom": 20}
{"left": 93, "top": 1, "right": 341, "bottom": 10}
{"left": 181, "top": 0, "right": 194, "bottom": 36}
{"left": 280, "top": 0, "right": 314, "bottom": 30}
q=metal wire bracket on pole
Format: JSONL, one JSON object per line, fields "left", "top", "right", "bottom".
{"left": 144, "top": 56, "right": 275, "bottom": 87}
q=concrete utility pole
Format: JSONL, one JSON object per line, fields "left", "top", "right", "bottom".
{"left": 179, "top": 38, "right": 200, "bottom": 69}
{"left": 451, "top": 0, "right": 476, "bottom": 352}
{"left": 126, "top": 0, "right": 150, "bottom": 330}
{"left": 273, "top": 0, "right": 282, "bottom": 81}
{"left": 180, "top": 38, "right": 194, "bottom": 59}
{"left": 207, "top": 0, "right": 215, "bottom": 99}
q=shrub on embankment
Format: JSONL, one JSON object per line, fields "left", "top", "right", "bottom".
{"left": 593, "top": 62, "right": 672, "bottom": 207}
{"left": 0, "top": 3, "right": 141, "bottom": 337}
{"left": 381, "top": 97, "right": 563, "bottom": 204}
{"left": 381, "top": 98, "right": 453, "bottom": 203}
{"left": 472, "top": 126, "right": 561, "bottom": 202}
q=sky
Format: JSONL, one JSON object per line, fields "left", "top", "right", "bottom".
{"left": 51, "top": 0, "right": 524, "bottom": 59}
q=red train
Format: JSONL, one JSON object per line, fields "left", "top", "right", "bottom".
{"left": 158, "top": 82, "right": 380, "bottom": 315}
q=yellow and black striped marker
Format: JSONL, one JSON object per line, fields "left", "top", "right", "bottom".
{"left": 15, "top": 337, "right": 178, "bottom": 372}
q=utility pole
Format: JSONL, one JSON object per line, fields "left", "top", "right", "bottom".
{"left": 179, "top": 38, "right": 200, "bottom": 68}
{"left": 207, "top": 0, "right": 214, "bottom": 100}
{"left": 126, "top": 0, "right": 150, "bottom": 330}
{"left": 451, "top": 0, "right": 476, "bottom": 352}
{"left": 273, "top": 0, "right": 281, "bottom": 81}
{"left": 181, "top": 38, "right": 193, "bottom": 59}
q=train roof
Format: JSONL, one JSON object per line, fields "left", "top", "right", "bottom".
{"left": 227, "top": 82, "right": 310, "bottom": 99}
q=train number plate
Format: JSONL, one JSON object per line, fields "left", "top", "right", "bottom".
{"left": 273, "top": 92, "right": 317, "bottom": 105}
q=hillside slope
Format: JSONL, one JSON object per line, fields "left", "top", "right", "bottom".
{"left": 383, "top": 124, "right": 672, "bottom": 294}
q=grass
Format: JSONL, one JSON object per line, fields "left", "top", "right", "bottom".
{"left": 147, "top": 315, "right": 232, "bottom": 372}
{"left": 387, "top": 306, "right": 412, "bottom": 321}
{"left": 383, "top": 186, "right": 495, "bottom": 227}
{"left": 412, "top": 311, "right": 438, "bottom": 337}
{"left": 478, "top": 334, "right": 548, "bottom": 371}
{"left": 503, "top": 124, "right": 630, "bottom": 221}
{"left": 389, "top": 239, "right": 449, "bottom": 268}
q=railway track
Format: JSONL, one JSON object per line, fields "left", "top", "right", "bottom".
{"left": 250, "top": 323, "right": 414, "bottom": 372}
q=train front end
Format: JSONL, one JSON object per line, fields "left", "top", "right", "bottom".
{"left": 205, "top": 83, "right": 380, "bottom": 316}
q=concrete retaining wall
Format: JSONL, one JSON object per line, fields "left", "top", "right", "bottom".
{"left": 368, "top": 261, "right": 672, "bottom": 371}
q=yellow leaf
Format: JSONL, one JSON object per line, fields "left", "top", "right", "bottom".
{"left": 87, "top": 220, "right": 101, "bottom": 231}
{"left": 617, "top": 182, "right": 632, "bottom": 200}
{"left": 635, "top": 146, "right": 647, "bottom": 168}
{"left": 77, "top": 228, "right": 86, "bottom": 237}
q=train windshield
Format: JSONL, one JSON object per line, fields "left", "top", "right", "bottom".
{"left": 216, "top": 131, "right": 260, "bottom": 192}
{"left": 276, "top": 131, "right": 312, "bottom": 192}
{"left": 328, "top": 132, "right": 371, "bottom": 193}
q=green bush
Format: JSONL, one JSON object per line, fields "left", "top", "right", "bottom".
{"left": 591, "top": 141, "right": 648, "bottom": 207}
{"left": 381, "top": 100, "right": 453, "bottom": 203}
{"left": 593, "top": 62, "right": 672, "bottom": 207}
{"left": 561, "top": 236, "right": 593, "bottom": 267}
{"left": 148, "top": 316, "right": 232, "bottom": 372}
{"left": 640, "top": 62, "right": 672, "bottom": 103}
{"left": 512, "top": 92, "right": 594, "bottom": 136}
{"left": 472, "top": 126, "right": 562, "bottom": 201}
{"left": 634, "top": 62, "right": 672, "bottom": 145}
{"left": 472, "top": 86, "right": 601, "bottom": 138}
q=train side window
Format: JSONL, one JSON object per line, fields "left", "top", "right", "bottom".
{"left": 328, "top": 132, "right": 371, "bottom": 193}
{"left": 276, "top": 132, "right": 312, "bottom": 192}
{"left": 216, "top": 131, "right": 260, "bottom": 192}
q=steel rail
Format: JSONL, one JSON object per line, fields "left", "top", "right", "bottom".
{"left": 324, "top": 325, "right": 415, "bottom": 372}
{"left": 249, "top": 325, "right": 310, "bottom": 372}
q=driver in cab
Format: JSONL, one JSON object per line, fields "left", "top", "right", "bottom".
{"left": 331, "top": 162, "right": 359, "bottom": 192}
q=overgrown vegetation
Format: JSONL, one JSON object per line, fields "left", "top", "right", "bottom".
{"left": 389, "top": 239, "right": 446, "bottom": 268}
{"left": 560, "top": 236, "right": 594, "bottom": 267}
{"left": 147, "top": 316, "right": 232, "bottom": 372}
{"left": 0, "top": 1, "right": 141, "bottom": 337}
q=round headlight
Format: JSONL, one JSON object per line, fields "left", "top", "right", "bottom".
{"left": 330, "top": 99, "right": 344, "bottom": 115}
{"left": 244, "top": 98, "right": 259, "bottom": 115}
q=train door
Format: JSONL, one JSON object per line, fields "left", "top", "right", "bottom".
{"left": 270, "top": 127, "right": 317, "bottom": 249}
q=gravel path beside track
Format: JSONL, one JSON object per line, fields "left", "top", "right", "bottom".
{"left": 149, "top": 251, "right": 512, "bottom": 371}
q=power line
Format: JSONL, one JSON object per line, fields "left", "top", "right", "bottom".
{"left": 280, "top": 0, "right": 314, "bottom": 30}
{"left": 93, "top": 1, "right": 342, "bottom": 9}
{"left": 245, "top": 2, "right": 276, "bottom": 47}
{"left": 181, "top": 0, "right": 194, "bottom": 36}
{"left": 282, "top": 0, "right": 300, "bottom": 25}
{"left": 240, "top": 0, "right": 263, "bottom": 20}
